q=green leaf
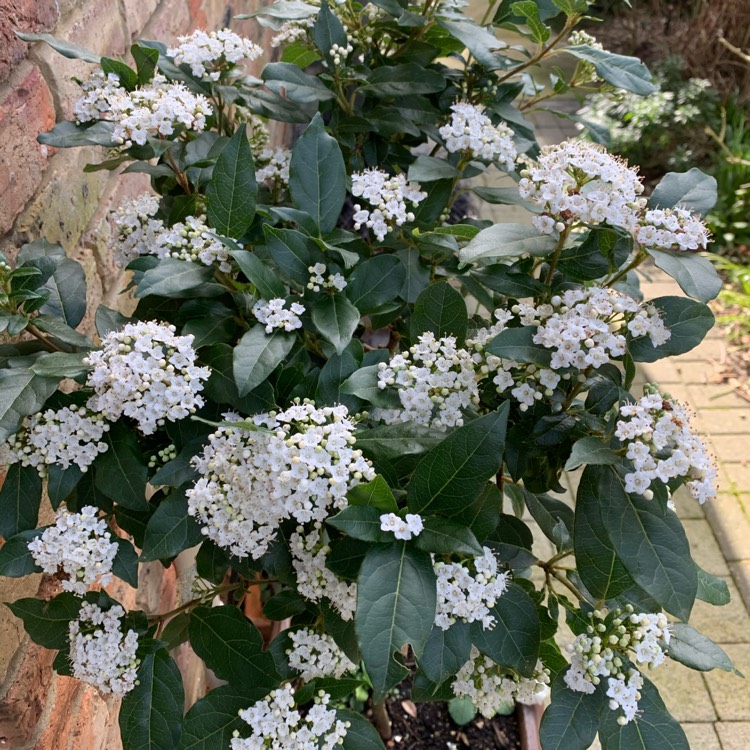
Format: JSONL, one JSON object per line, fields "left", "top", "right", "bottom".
{"left": 7, "top": 593, "right": 81, "bottom": 649}
{"left": 696, "top": 564, "right": 731, "bottom": 606}
{"left": 407, "top": 405, "right": 509, "bottom": 517}
{"left": 511, "top": 1, "right": 551, "bottom": 42}
{"left": 289, "top": 113, "right": 346, "bottom": 234}
{"left": 574, "top": 466, "right": 633, "bottom": 601}
{"left": 31, "top": 315, "right": 93, "bottom": 348}
{"left": 339, "top": 365, "right": 400, "bottom": 409}
{"left": 263, "top": 226, "right": 312, "bottom": 283}
{"left": 0, "top": 464, "right": 42, "bottom": 538}
{"left": 600, "top": 466, "right": 697, "bottom": 621}
{"left": 566, "top": 45, "right": 657, "bottom": 96}
{"left": 112, "top": 538, "right": 139, "bottom": 588}
{"left": 120, "top": 650, "right": 184, "bottom": 750}
{"left": 229, "top": 249, "right": 286, "bottom": 298}
{"left": 598, "top": 677, "right": 688, "bottom": 749}
{"left": 135, "top": 259, "right": 220, "bottom": 298}
{"left": 436, "top": 17, "right": 508, "bottom": 70}
{"left": 558, "top": 227, "right": 631, "bottom": 282}
{"left": 327, "top": 505, "right": 392, "bottom": 542}
{"left": 473, "top": 186, "right": 538, "bottom": 209}
{"left": 486, "top": 326, "right": 552, "bottom": 366}
{"left": 30, "top": 352, "right": 90, "bottom": 379}
{"left": 313, "top": 0, "right": 347, "bottom": 52}
{"left": 354, "top": 422, "right": 444, "bottom": 462}
{"left": 101, "top": 57, "right": 139, "bottom": 90}
{"left": 348, "top": 475, "right": 398, "bottom": 513}
{"left": 361, "top": 64, "right": 446, "bottom": 97}
{"left": 233, "top": 326, "right": 295, "bottom": 396}
{"left": 37, "top": 120, "right": 115, "bottom": 148}
{"left": 410, "top": 282, "right": 468, "bottom": 343}
{"left": 132, "top": 44, "right": 159, "bottom": 85}
{"left": 263, "top": 589, "right": 307, "bottom": 620}
{"left": 356, "top": 544, "right": 437, "bottom": 700}
{"left": 188, "top": 606, "right": 278, "bottom": 687}
{"left": 346, "top": 255, "right": 406, "bottom": 315}
{"left": 668, "top": 623, "right": 735, "bottom": 673}
{"left": 95, "top": 422, "right": 149, "bottom": 511}
{"left": 281, "top": 42, "right": 321, "bottom": 68}
{"left": 472, "top": 265, "right": 546, "bottom": 298}
{"left": 649, "top": 168, "right": 717, "bottom": 216}
{"left": 95, "top": 304, "right": 130, "bottom": 338}
{"left": 647, "top": 248, "right": 722, "bottom": 303}
{"left": 470, "top": 582, "right": 540, "bottom": 676}
{"left": 629, "top": 296, "right": 714, "bottom": 362}
{"left": 419, "top": 622, "right": 472, "bottom": 684}
{"left": 262, "top": 62, "right": 336, "bottom": 104}
{"left": 140, "top": 492, "right": 203, "bottom": 562}
{"left": 178, "top": 684, "right": 269, "bottom": 750}
{"left": 312, "top": 294, "right": 360, "bottom": 354}
{"left": 459, "top": 224, "right": 557, "bottom": 264}
{"left": 317, "top": 340, "right": 362, "bottom": 408}
{"left": 338, "top": 710, "right": 387, "bottom": 750}
{"left": 40, "top": 258, "right": 87, "bottom": 327}
{"left": 414, "top": 517, "right": 483, "bottom": 556}
{"left": 539, "top": 672, "right": 606, "bottom": 750}
{"left": 564, "top": 437, "right": 619, "bottom": 471}
{"left": 15, "top": 31, "right": 100, "bottom": 62}
{"left": 206, "top": 124, "right": 257, "bottom": 238}
{"left": 407, "top": 155, "right": 460, "bottom": 182}
{"left": 0, "top": 529, "right": 42, "bottom": 577}
{"left": 523, "top": 490, "right": 574, "bottom": 550}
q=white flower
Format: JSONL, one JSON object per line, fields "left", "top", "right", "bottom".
{"left": 636, "top": 206, "right": 710, "bottom": 251}
{"left": 73, "top": 68, "right": 126, "bottom": 124}
{"left": 69, "top": 603, "right": 139, "bottom": 695}
{"left": 518, "top": 140, "right": 646, "bottom": 233}
{"left": 231, "top": 685, "right": 348, "bottom": 750}
{"left": 84, "top": 321, "right": 210, "bottom": 435}
{"left": 2, "top": 405, "right": 109, "bottom": 475}
{"left": 167, "top": 29, "right": 263, "bottom": 81}
{"left": 434, "top": 547, "right": 509, "bottom": 630}
{"left": 307, "top": 263, "right": 347, "bottom": 293}
{"left": 272, "top": 18, "right": 314, "bottom": 48}
{"left": 187, "top": 402, "right": 375, "bottom": 561}
{"left": 439, "top": 101, "right": 517, "bottom": 170}
{"left": 606, "top": 670, "right": 643, "bottom": 724}
{"left": 256, "top": 147, "right": 291, "bottom": 186}
{"left": 379, "top": 513, "right": 424, "bottom": 540}
{"left": 351, "top": 169, "right": 426, "bottom": 241}
{"left": 152, "top": 215, "right": 232, "bottom": 272}
{"left": 111, "top": 193, "right": 163, "bottom": 266}
{"left": 452, "top": 648, "right": 550, "bottom": 717}
{"left": 253, "top": 298, "right": 305, "bottom": 333}
{"left": 287, "top": 628, "right": 356, "bottom": 681}
{"left": 28, "top": 506, "right": 118, "bottom": 596}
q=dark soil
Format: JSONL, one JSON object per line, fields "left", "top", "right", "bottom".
{"left": 373, "top": 687, "right": 522, "bottom": 749}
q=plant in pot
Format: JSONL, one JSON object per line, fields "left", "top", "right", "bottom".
{"left": 0, "top": 1, "right": 737, "bottom": 748}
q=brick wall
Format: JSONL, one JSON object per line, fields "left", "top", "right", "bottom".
{"left": 0, "top": 2, "right": 278, "bottom": 747}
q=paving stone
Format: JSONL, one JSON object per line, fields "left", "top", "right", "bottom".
{"left": 647, "top": 661, "right": 716, "bottom": 722}
{"left": 672, "top": 485, "right": 706, "bottom": 520}
{"left": 672, "top": 338, "right": 728, "bottom": 362}
{"left": 715, "top": 722, "right": 750, "bottom": 750}
{"left": 641, "top": 358, "right": 682, "bottom": 385}
{"left": 721, "top": 463, "right": 750, "bottom": 494}
{"left": 674, "top": 360, "right": 726, "bottom": 384}
{"left": 693, "top": 407, "right": 750, "bottom": 436}
{"left": 703, "top": 494, "right": 750, "bottom": 562}
{"left": 682, "top": 723, "right": 721, "bottom": 749}
{"left": 729, "top": 561, "right": 750, "bottom": 612}
{"left": 690, "top": 577, "right": 750, "bottom": 644}
{"left": 704, "top": 644, "right": 750, "bottom": 720}
{"left": 682, "top": 519, "right": 730, "bottom": 576}
{"left": 687, "top": 385, "right": 749, "bottom": 410}
{"left": 709, "top": 435, "right": 750, "bottom": 464}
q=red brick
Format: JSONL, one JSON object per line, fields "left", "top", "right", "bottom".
{"left": 32, "top": 676, "right": 83, "bottom": 750}
{"left": 0, "top": 0, "right": 59, "bottom": 83}
{"left": 0, "top": 63, "right": 55, "bottom": 235}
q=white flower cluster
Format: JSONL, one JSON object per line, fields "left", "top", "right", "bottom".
{"left": 567, "top": 31, "right": 604, "bottom": 84}
{"left": 2, "top": 405, "right": 109, "bottom": 475}
{"left": 287, "top": 628, "right": 357, "bottom": 681}
{"left": 379, "top": 512, "right": 424, "bottom": 540}
{"left": 615, "top": 387, "right": 717, "bottom": 504}
{"left": 439, "top": 101, "right": 517, "bottom": 170}
{"left": 434, "top": 547, "right": 509, "bottom": 630}
{"left": 307, "top": 263, "right": 347, "bottom": 293}
{"left": 112, "top": 193, "right": 163, "bottom": 266}
{"left": 375, "top": 332, "right": 480, "bottom": 430}
{"left": 231, "top": 686, "right": 349, "bottom": 750}
{"left": 531, "top": 287, "right": 670, "bottom": 371}
{"left": 328, "top": 42, "right": 353, "bottom": 67}
{"left": 167, "top": 29, "right": 263, "bottom": 81}
{"left": 153, "top": 214, "right": 232, "bottom": 272}
{"left": 271, "top": 18, "right": 314, "bottom": 48}
{"left": 73, "top": 70, "right": 212, "bottom": 147}
{"left": 519, "top": 140, "right": 646, "bottom": 235}
{"left": 564, "top": 607, "right": 670, "bottom": 725}
{"left": 636, "top": 207, "right": 710, "bottom": 251}
{"left": 68, "top": 603, "right": 139, "bottom": 695}
{"left": 187, "top": 402, "right": 375, "bottom": 561}
{"left": 255, "top": 147, "right": 291, "bottom": 186}
{"left": 252, "top": 298, "right": 306, "bottom": 333}
{"left": 290, "top": 522, "right": 358, "bottom": 621}
{"left": 85, "top": 322, "right": 210, "bottom": 435}
{"left": 28, "top": 506, "right": 117, "bottom": 596}
{"left": 452, "top": 648, "right": 550, "bottom": 717}
{"left": 351, "top": 169, "right": 427, "bottom": 242}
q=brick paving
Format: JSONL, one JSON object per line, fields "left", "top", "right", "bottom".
{"left": 478, "top": 112, "right": 750, "bottom": 747}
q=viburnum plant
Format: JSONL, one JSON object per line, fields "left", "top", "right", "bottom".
{"left": 0, "top": 1, "right": 738, "bottom": 749}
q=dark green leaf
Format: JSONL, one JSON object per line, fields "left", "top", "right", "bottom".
{"left": 696, "top": 564, "right": 731, "bottom": 606}
{"left": 230, "top": 249, "right": 286, "bottom": 298}
{"left": 40, "top": 258, "right": 87, "bottom": 327}
{"left": 132, "top": 44, "right": 159, "bottom": 84}
{"left": 31, "top": 315, "right": 94, "bottom": 348}
{"left": 233, "top": 326, "right": 295, "bottom": 396}
{"left": 407, "top": 155, "right": 460, "bottom": 182}
{"left": 262, "top": 62, "right": 336, "bottom": 104}
{"left": 361, "top": 64, "right": 446, "bottom": 97}
{"left": 0, "top": 463, "right": 42, "bottom": 537}
{"left": 459, "top": 224, "right": 557, "bottom": 264}
{"left": 140, "top": 492, "right": 203, "bottom": 562}
{"left": 95, "top": 304, "right": 130, "bottom": 337}
{"left": 312, "top": 294, "right": 360, "bottom": 354}
{"left": 354, "top": 421, "right": 444, "bottom": 462}
{"left": 472, "top": 265, "right": 546, "bottom": 298}
{"left": 649, "top": 168, "right": 717, "bottom": 216}
{"left": 120, "top": 649, "right": 184, "bottom": 750}
{"left": 338, "top": 710, "right": 387, "bottom": 750}
{"left": 410, "top": 282, "right": 468, "bottom": 342}
{"left": 7, "top": 593, "right": 81, "bottom": 649}
{"left": 95, "top": 423, "right": 149, "bottom": 511}
{"left": 135, "top": 259, "right": 220, "bottom": 299}
{"left": 0, "top": 529, "right": 43, "bottom": 577}
{"left": 313, "top": 0, "right": 347, "bottom": 52}
{"left": 419, "top": 622, "right": 472, "bottom": 684}
{"left": 346, "top": 255, "right": 406, "bottom": 314}
{"left": 566, "top": 45, "right": 657, "bottom": 96}
{"left": 30, "top": 352, "right": 90, "bottom": 379}
{"left": 668, "top": 623, "right": 734, "bottom": 672}
{"left": 101, "top": 57, "right": 138, "bottom": 90}
{"left": 356, "top": 544, "right": 437, "bottom": 699}
{"left": 112, "top": 538, "right": 140, "bottom": 587}
{"left": 263, "top": 226, "right": 312, "bottom": 283}
{"left": 647, "top": 248, "right": 722, "bottom": 304}
{"left": 348, "top": 475, "right": 398, "bottom": 513}
{"left": 486, "top": 326, "right": 552, "bottom": 366}
{"left": 263, "top": 589, "right": 307, "bottom": 620}
{"left": 565, "top": 437, "right": 619, "bottom": 471}
{"left": 37, "top": 120, "right": 115, "bottom": 148}
{"left": 15, "top": 31, "right": 100, "bottom": 62}
{"left": 206, "top": 124, "right": 257, "bottom": 238}
{"left": 510, "top": 0, "right": 551, "bottom": 42}
{"left": 327, "top": 505, "right": 392, "bottom": 542}
{"left": 415, "top": 517, "right": 483, "bottom": 556}
{"left": 289, "top": 113, "right": 346, "bottom": 234}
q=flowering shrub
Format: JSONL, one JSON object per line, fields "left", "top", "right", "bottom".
{"left": 0, "top": 2, "right": 738, "bottom": 749}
